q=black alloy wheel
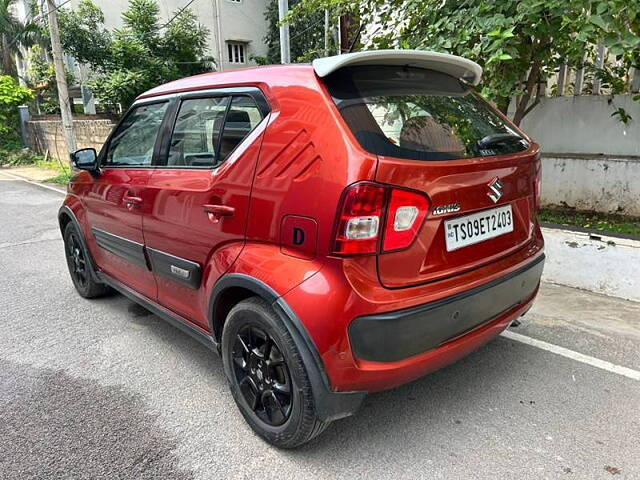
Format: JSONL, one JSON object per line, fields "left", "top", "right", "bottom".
{"left": 222, "top": 297, "right": 329, "bottom": 448}
{"left": 231, "top": 325, "right": 293, "bottom": 426}
{"left": 63, "top": 222, "right": 110, "bottom": 298}
{"left": 66, "top": 229, "right": 89, "bottom": 290}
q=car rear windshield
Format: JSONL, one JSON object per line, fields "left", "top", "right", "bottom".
{"left": 324, "top": 65, "right": 529, "bottom": 161}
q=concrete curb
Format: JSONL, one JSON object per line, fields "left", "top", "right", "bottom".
{"left": 541, "top": 227, "right": 640, "bottom": 303}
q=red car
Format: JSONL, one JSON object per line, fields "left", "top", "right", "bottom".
{"left": 60, "top": 50, "right": 544, "bottom": 448}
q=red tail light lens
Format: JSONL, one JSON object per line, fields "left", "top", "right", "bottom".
{"left": 332, "top": 183, "right": 386, "bottom": 255}
{"left": 332, "top": 182, "right": 429, "bottom": 255}
{"left": 383, "top": 188, "right": 429, "bottom": 251}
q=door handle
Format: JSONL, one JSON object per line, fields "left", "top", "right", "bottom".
{"left": 123, "top": 195, "right": 143, "bottom": 207}
{"left": 203, "top": 204, "right": 235, "bottom": 223}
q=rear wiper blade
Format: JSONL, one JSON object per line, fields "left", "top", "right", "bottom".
{"left": 477, "top": 133, "right": 526, "bottom": 148}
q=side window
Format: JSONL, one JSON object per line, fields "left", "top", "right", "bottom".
{"left": 167, "top": 96, "right": 230, "bottom": 167}
{"left": 218, "top": 96, "right": 263, "bottom": 163}
{"left": 104, "top": 102, "right": 168, "bottom": 167}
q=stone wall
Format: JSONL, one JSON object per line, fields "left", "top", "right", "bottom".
{"left": 26, "top": 118, "right": 115, "bottom": 161}
{"left": 541, "top": 154, "right": 640, "bottom": 216}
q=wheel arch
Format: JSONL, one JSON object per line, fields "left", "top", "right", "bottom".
{"left": 209, "top": 273, "right": 365, "bottom": 422}
{"left": 58, "top": 204, "right": 101, "bottom": 282}
{"left": 58, "top": 205, "right": 75, "bottom": 234}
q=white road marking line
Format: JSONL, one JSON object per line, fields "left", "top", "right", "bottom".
{"left": 0, "top": 170, "right": 67, "bottom": 194}
{"left": 502, "top": 330, "right": 640, "bottom": 381}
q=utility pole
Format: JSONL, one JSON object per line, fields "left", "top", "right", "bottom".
{"left": 324, "top": 10, "right": 330, "bottom": 56}
{"left": 213, "top": 0, "right": 224, "bottom": 71}
{"left": 278, "top": 0, "right": 290, "bottom": 64}
{"left": 46, "top": 0, "right": 77, "bottom": 158}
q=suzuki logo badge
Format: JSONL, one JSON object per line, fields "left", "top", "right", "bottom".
{"left": 487, "top": 177, "right": 504, "bottom": 203}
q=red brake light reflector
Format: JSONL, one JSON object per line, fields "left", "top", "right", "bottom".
{"left": 383, "top": 188, "right": 429, "bottom": 252}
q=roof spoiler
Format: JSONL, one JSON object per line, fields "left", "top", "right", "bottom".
{"left": 312, "top": 49, "right": 482, "bottom": 86}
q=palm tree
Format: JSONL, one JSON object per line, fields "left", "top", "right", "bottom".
{"left": 0, "top": 0, "right": 44, "bottom": 78}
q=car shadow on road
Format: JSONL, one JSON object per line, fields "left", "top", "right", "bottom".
{"left": 109, "top": 296, "right": 544, "bottom": 476}
{"left": 299, "top": 338, "right": 524, "bottom": 447}
{"left": 96, "top": 295, "right": 228, "bottom": 385}
{"left": 119, "top": 296, "right": 534, "bottom": 456}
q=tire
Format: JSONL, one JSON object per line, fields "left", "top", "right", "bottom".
{"left": 221, "top": 297, "right": 329, "bottom": 448}
{"left": 63, "top": 222, "right": 110, "bottom": 299}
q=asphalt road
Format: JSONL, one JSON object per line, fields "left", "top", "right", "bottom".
{"left": 1, "top": 174, "right": 639, "bottom": 479}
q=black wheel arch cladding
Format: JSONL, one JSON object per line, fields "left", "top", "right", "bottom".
{"left": 209, "top": 273, "right": 365, "bottom": 422}
{"left": 58, "top": 205, "right": 102, "bottom": 284}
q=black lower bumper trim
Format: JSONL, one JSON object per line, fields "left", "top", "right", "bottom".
{"left": 350, "top": 255, "right": 545, "bottom": 363}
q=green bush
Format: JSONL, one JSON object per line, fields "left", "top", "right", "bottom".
{"left": 0, "top": 75, "right": 34, "bottom": 136}
{"left": 0, "top": 147, "right": 43, "bottom": 166}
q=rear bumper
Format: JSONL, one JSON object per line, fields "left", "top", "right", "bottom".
{"left": 349, "top": 254, "right": 545, "bottom": 363}
{"left": 280, "top": 228, "right": 544, "bottom": 394}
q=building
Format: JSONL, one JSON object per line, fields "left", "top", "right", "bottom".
{"left": 78, "top": 0, "right": 270, "bottom": 72}
{"left": 14, "top": 0, "right": 270, "bottom": 83}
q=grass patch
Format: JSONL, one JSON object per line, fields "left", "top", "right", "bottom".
{"left": 45, "top": 171, "right": 73, "bottom": 185}
{"left": 1, "top": 132, "right": 46, "bottom": 167}
{"left": 0, "top": 136, "right": 73, "bottom": 185}
{"left": 539, "top": 207, "right": 640, "bottom": 237}
{"left": 35, "top": 158, "right": 71, "bottom": 173}
{"left": 40, "top": 159, "right": 73, "bottom": 185}
{"left": 0, "top": 147, "right": 44, "bottom": 166}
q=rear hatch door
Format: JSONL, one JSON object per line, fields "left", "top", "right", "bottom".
{"left": 323, "top": 64, "right": 538, "bottom": 288}
{"left": 375, "top": 150, "right": 538, "bottom": 288}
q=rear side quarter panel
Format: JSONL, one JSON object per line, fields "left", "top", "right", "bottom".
{"left": 245, "top": 68, "right": 378, "bottom": 258}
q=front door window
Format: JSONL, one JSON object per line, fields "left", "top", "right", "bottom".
{"left": 104, "top": 102, "right": 169, "bottom": 167}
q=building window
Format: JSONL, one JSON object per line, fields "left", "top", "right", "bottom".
{"left": 227, "top": 43, "right": 246, "bottom": 64}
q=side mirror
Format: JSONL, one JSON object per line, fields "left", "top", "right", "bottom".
{"left": 70, "top": 148, "right": 99, "bottom": 174}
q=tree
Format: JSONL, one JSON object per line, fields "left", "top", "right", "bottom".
{"left": 287, "top": 0, "right": 640, "bottom": 125}
{"left": 257, "top": 0, "right": 327, "bottom": 64}
{"left": 59, "top": 0, "right": 213, "bottom": 109}
{"left": 25, "top": 45, "right": 75, "bottom": 114}
{"left": 0, "top": 0, "right": 45, "bottom": 78}
{"left": 58, "top": 0, "right": 112, "bottom": 70}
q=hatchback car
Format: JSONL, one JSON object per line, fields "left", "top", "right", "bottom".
{"left": 60, "top": 49, "right": 544, "bottom": 448}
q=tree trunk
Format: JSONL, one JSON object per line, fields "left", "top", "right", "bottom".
{"left": 1, "top": 34, "right": 18, "bottom": 78}
{"left": 513, "top": 59, "right": 542, "bottom": 126}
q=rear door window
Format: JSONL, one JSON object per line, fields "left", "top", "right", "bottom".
{"left": 218, "top": 96, "right": 264, "bottom": 162}
{"left": 167, "top": 96, "right": 230, "bottom": 168}
{"left": 164, "top": 94, "right": 264, "bottom": 168}
{"left": 324, "top": 66, "right": 528, "bottom": 161}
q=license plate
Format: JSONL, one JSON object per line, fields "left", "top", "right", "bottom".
{"left": 444, "top": 205, "right": 513, "bottom": 252}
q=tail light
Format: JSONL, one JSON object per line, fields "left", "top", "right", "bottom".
{"left": 332, "top": 183, "right": 385, "bottom": 255}
{"left": 332, "top": 182, "right": 429, "bottom": 255}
